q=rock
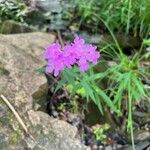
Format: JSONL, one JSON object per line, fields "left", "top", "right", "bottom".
{"left": 134, "top": 130, "right": 150, "bottom": 142}
{"left": 108, "top": 131, "right": 128, "bottom": 145}
{"left": 0, "top": 32, "right": 87, "bottom": 150}
{"left": 36, "top": 0, "right": 62, "bottom": 12}
{"left": 135, "top": 141, "right": 150, "bottom": 150}
{"left": 63, "top": 31, "right": 141, "bottom": 51}
{"left": 0, "top": 32, "right": 54, "bottom": 113}
{"left": 105, "top": 145, "right": 112, "bottom": 150}
{"left": 26, "top": 110, "right": 88, "bottom": 150}
{"left": 25, "top": 10, "right": 46, "bottom": 27}
{"left": 133, "top": 111, "right": 150, "bottom": 126}
{"left": 0, "top": 20, "right": 37, "bottom": 34}
{"left": 123, "top": 141, "right": 150, "bottom": 150}
{"left": 48, "top": 16, "right": 69, "bottom": 30}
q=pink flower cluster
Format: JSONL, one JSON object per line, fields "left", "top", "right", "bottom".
{"left": 43, "top": 36, "right": 100, "bottom": 76}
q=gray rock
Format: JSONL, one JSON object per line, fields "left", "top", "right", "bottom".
{"left": 36, "top": 0, "right": 62, "bottom": 12}
{"left": 63, "top": 32, "right": 141, "bottom": 50}
{"left": 134, "top": 130, "right": 150, "bottom": 142}
{"left": 135, "top": 141, "right": 150, "bottom": 150}
{"left": 26, "top": 110, "right": 88, "bottom": 150}
{"left": 105, "top": 145, "right": 112, "bottom": 150}
{"left": 0, "top": 32, "right": 54, "bottom": 112}
{"left": 123, "top": 141, "right": 150, "bottom": 150}
{"left": 0, "top": 32, "right": 87, "bottom": 150}
{"left": 0, "top": 20, "right": 37, "bottom": 34}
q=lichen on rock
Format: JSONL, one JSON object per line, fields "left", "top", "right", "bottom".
{"left": 0, "top": 32, "right": 88, "bottom": 150}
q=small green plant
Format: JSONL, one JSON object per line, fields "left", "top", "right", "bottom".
{"left": 42, "top": 23, "right": 149, "bottom": 150}
{"left": 57, "top": 97, "right": 79, "bottom": 113}
{"left": 52, "top": 30, "right": 149, "bottom": 150}
{"left": 70, "top": 97, "right": 79, "bottom": 113}
{"left": 93, "top": 123, "right": 110, "bottom": 144}
{"left": 0, "top": 0, "right": 28, "bottom": 22}
{"left": 57, "top": 103, "right": 66, "bottom": 112}
{"left": 55, "top": 66, "right": 120, "bottom": 115}
{"left": 99, "top": 21, "right": 149, "bottom": 149}
{"left": 143, "top": 37, "right": 150, "bottom": 46}
{"left": 66, "top": 83, "right": 86, "bottom": 97}
{"left": 64, "top": 0, "right": 150, "bottom": 36}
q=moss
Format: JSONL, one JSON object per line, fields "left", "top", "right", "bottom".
{"left": 9, "top": 128, "right": 22, "bottom": 145}
{"left": 0, "top": 68, "right": 9, "bottom": 76}
{"left": 0, "top": 101, "right": 10, "bottom": 125}
{"left": 0, "top": 99, "right": 22, "bottom": 145}
{"left": 0, "top": 20, "right": 37, "bottom": 34}
{"left": 8, "top": 112, "right": 22, "bottom": 145}
{"left": 0, "top": 62, "right": 9, "bottom": 76}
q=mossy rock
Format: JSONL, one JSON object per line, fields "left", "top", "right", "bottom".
{"left": 0, "top": 61, "right": 9, "bottom": 76}
{"left": 0, "top": 20, "right": 37, "bottom": 34}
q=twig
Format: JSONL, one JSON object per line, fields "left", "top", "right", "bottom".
{"left": 57, "top": 30, "right": 64, "bottom": 47}
{"left": 0, "top": 94, "right": 28, "bottom": 134}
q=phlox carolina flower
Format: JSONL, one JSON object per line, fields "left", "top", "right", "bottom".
{"left": 43, "top": 36, "right": 100, "bottom": 76}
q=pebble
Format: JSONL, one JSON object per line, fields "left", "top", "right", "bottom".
{"left": 105, "top": 145, "right": 112, "bottom": 150}
{"left": 135, "top": 141, "right": 150, "bottom": 150}
{"left": 135, "top": 130, "right": 150, "bottom": 141}
{"left": 52, "top": 110, "right": 59, "bottom": 118}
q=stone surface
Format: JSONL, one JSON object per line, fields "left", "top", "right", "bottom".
{"left": 36, "top": 0, "right": 62, "bottom": 12}
{"left": 63, "top": 31, "right": 141, "bottom": 50}
{"left": 0, "top": 32, "right": 87, "bottom": 150}
{"left": 134, "top": 130, "right": 150, "bottom": 142}
{"left": 0, "top": 32, "right": 53, "bottom": 113}
{"left": 0, "top": 20, "right": 37, "bottom": 34}
{"left": 135, "top": 141, "right": 150, "bottom": 150}
{"left": 26, "top": 110, "right": 87, "bottom": 150}
{"left": 123, "top": 141, "right": 150, "bottom": 150}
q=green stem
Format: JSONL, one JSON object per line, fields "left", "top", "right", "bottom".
{"left": 129, "top": 101, "right": 135, "bottom": 150}
{"left": 93, "top": 14, "right": 124, "bottom": 59}
{"left": 138, "top": 25, "right": 150, "bottom": 59}
{"left": 128, "top": 78, "right": 135, "bottom": 150}
{"left": 126, "top": 0, "right": 132, "bottom": 35}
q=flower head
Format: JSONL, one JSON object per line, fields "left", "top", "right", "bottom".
{"left": 44, "top": 43, "right": 64, "bottom": 76}
{"left": 43, "top": 36, "right": 100, "bottom": 76}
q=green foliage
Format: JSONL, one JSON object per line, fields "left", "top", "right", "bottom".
{"left": 54, "top": 48, "right": 148, "bottom": 116}
{"left": 93, "top": 123, "right": 110, "bottom": 144}
{"left": 56, "top": 97, "right": 79, "bottom": 113}
{"left": 144, "top": 38, "right": 150, "bottom": 46}
{"left": 108, "top": 54, "right": 147, "bottom": 149}
{"left": 57, "top": 103, "right": 66, "bottom": 112}
{"left": 0, "top": 0, "right": 28, "bottom": 22}
{"left": 64, "top": 0, "right": 150, "bottom": 36}
{"left": 55, "top": 66, "right": 120, "bottom": 115}
{"left": 66, "top": 83, "right": 86, "bottom": 96}
{"left": 143, "top": 37, "right": 150, "bottom": 59}
{"left": 53, "top": 25, "right": 149, "bottom": 150}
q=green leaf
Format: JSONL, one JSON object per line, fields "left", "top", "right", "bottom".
{"left": 94, "top": 92, "right": 104, "bottom": 114}
{"left": 131, "top": 75, "right": 146, "bottom": 97}
{"left": 92, "top": 84, "right": 120, "bottom": 114}
{"left": 114, "top": 81, "right": 124, "bottom": 105}
{"left": 114, "top": 73, "right": 131, "bottom": 104}
{"left": 63, "top": 69, "right": 75, "bottom": 84}
{"left": 131, "top": 85, "right": 141, "bottom": 101}
{"left": 54, "top": 78, "right": 66, "bottom": 93}
{"left": 143, "top": 39, "right": 150, "bottom": 46}
{"left": 81, "top": 80, "right": 96, "bottom": 102}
